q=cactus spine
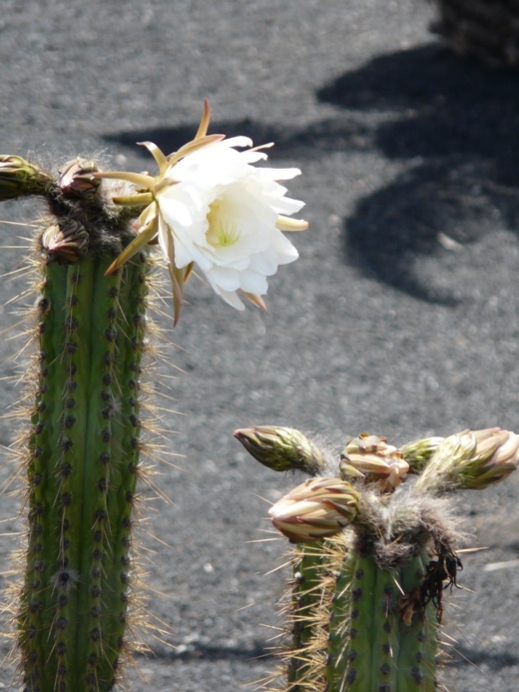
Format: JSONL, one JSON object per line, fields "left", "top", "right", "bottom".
{"left": 236, "top": 425, "right": 519, "bottom": 691}
{"left": 2, "top": 157, "right": 150, "bottom": 691}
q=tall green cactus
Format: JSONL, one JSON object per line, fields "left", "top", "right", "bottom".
{"left": 0, "top": 107, "right": 308, "bottom": 691}
{"left": 236, "top": 425, "right": 519, "bottom": 691}
{"left": 1, "top": 156, "right": 149, "bottom": 691}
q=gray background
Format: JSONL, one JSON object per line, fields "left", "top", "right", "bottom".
{"left": 1, "top": 1, "right": 519, "bottom": 690}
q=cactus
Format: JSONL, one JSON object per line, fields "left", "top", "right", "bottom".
{"left": 0, "top": 155, "right": 152, "bottom": 691}
{"left": 0, "top": 104, "right": 308, "bottom": 692}
{"left": 235, "top": 425, "right": 519, "bottom": 691}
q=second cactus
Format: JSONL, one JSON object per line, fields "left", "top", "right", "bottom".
{"left": 236, "top": 426, "right": 519, "bottom": 691}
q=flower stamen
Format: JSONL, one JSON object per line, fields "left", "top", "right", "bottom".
{"left": 206, "top": 202, "right": 240, "bottom": 248}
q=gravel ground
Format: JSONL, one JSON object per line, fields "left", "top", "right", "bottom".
{"left": 1, "top": 1, "right": 519, "bottom": 690}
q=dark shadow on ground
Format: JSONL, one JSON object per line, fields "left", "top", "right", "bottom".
{"left": 317, "top": 44, "right": 519, "bottom": 186}
{"left": 318, "top": 43, "right": 519, "bottom": 302}
{"left": 343, "top": 159, "right": 499, "bottom": 305}
{"left": 136, "top": 641, "right": 274, "bottom": 662}
{"left": 448, "top": 644, "right": 519, "bottom": 670}
{"left": 103, "top": 116, "right": 373, "bottom": 162}
{"left": 103, "top": 44, "right": 519, "bottom": 304}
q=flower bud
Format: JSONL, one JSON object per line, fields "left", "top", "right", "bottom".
{"left": 269, "top": 477, "right": 360, "bottom": 543}
{"left": 234, "top": 426, "right": 325, "bottom": 475}
{"left": 59, "top": 158, "right": 101, "bottom": 197}
{"left": 400, "top": 436, "right": 444, "bottom": 473}
{"left": 0, "top": 155, "right": 54, "bottom": 201}
{"left": 339, "top": 433, "right": 409, "bottom": 492}
{"left": 414, "top": 427, "right": 519, "bottom": 492}
{"left": 41, "top": 218, "right": 89, "bottom": 262}
{"left": 460, "top": 428, "right": 519, "bottom": 489}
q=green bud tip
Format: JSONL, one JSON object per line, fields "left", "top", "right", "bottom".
{"left": 233, "top": 425, "right": 325, "bottom": 475}
{"left": 0, "top": 155, "right": 54, "bottom": 201}
{"left": 268, "top": 476, "right": 360, "bottom": 543}
{"left": 400, "top": 435, "right": 445, "bottom": 473}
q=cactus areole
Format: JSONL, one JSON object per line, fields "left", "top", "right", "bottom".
{"left": 2, "top": 156, "right": 150, "bottom": 691}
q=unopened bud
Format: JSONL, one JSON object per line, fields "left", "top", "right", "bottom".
{"left": 234, "top": 426, "right": 325, "bottom": 475}
{"left": 400, "top": 436, "right": 444, "bottom": 473}
{"left": 269, "top": 477, "right": 360, "bottom": 543}
{"left": 0, "top": 155, "right": 54, "bottom": 201}
{"left": 59, "top": 158, "right": 101, "bottom": 197}
{"left": 461, "top": 428, "right": 519, "bottom": 489}
{"left": 415, "top": 427, "right": 519, "bottom": 492}
{"left": 41, "top": 218, "right": 89, "bottom": 262}
{"left": 340, "top": 433, "right": 409, "bottom": 492}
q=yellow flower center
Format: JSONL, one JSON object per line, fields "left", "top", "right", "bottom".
{"left": 206, "top": 200, "right": 240, "bottom": 248}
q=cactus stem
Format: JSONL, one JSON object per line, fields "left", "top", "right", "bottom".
{"left": 0, "top": 164, "right": 169, "bottom": 691}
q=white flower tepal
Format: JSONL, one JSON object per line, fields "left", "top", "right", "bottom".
{"left": 96, "top": 101, "right": 308, "bottom": 323}
{"left": 156, "top": 137, "right": 303, "bottom": 310}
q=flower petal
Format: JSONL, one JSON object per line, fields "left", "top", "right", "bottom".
{"left": 220, "top": 136, "right": 254, "bottom": 149}
{"left": 105, "top": 214, "right": 158, "bottom": 275}
{"left": 276, "top": 215, "right": 309, "bottom": 231}
{"left": 259, "top": 167, "right": 302, "bottom": 181}
{"left": 138, "top": 141, "right": 169, "bottom": 175}
{"left": 94, "top": 171, "right": 156, "bottom": 189}
{"left": 195, "top": 98, "right": 211, "bottom": 139}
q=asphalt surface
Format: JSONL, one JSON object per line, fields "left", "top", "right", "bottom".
{"left": 1, "top": 1, "right": 519, "bottom": 690}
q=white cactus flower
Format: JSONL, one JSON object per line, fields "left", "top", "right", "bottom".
{"left": 96, "top": 101, "right": 308, "bottom": 323}
{"left": 155, "top": 134, "right": 304, "bottom": 311}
